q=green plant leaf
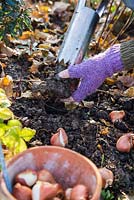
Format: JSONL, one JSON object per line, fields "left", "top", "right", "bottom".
{"left": 20, "top": 127, "right": 36, "bottom": 141}
{"left": 2, "top": 127, "right": 21, "bottom": 149}
{"left": 0, "top": 89, "right": 5, "bottom": 94}
{"left": 0, "top": 119, "right": 4, "bottom": 123}
{"left": 0, "top": 89, "right": 11, "bottom": 108}
{"left": 0, "top": 128, "right": 5, "bottom": 137}
{"left": 2, "top": 134, "right": 16, "bottom": 149}
{"left": 101, "top": 189, "right": 114, "bottom": 200}
{"left": 14, "top": 138, "right": 27, "bottom": 154}
{"left": 0, "top": 123, "right": 8, "bottom": 131}
{"left": 0, "top": 108, "right": 14, "bottom": 120}
{"left": 7, "top": 119, "right": 22, "bottom": 128}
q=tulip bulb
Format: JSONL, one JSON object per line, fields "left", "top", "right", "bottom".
{"left": 50, "top": 128, "right": 68, "bottom": 147}
{"left": 116, "top": 133, "right": 134, "bottom": 153}
{"left": 65, "top": 188, "right": 72, "bottom": 200}
{"left": 12, "top": 183, "right": 32, "bottom": 200}
{"left": 37, "top": 169, "right": 56, "bottom": 183}
{"left": 109, "top": 110, "right": 125, "bottom": 123}
{"left": 32, "top": 181, "right": 64, "bottom": 200}
{"left": 99, "top": 167, "right": 114, "bottom": 188}
{"left": 15, "top": 169, "right": 37, "bottom": 187}
{"left": 70, "top": 184, "right": 89, "bottom": 200}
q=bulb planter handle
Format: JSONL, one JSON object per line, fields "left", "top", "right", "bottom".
{"left": 0, "top": 143, "right": 12, "bottom": 193}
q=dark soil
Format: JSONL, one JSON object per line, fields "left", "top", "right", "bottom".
{"left": 4, "top": 53, "right": 134, "bottom": 199}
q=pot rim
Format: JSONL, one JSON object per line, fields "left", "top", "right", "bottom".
{"left": 2, "top": 146, "right": 102, "bottom": 200}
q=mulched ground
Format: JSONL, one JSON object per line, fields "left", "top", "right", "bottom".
{"left": 3, "top": 52, "right": 133, "bottom": 199}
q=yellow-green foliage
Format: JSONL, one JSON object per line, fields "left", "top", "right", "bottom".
{"left": 0, "top": 88, "right": 36, "bottom": 158}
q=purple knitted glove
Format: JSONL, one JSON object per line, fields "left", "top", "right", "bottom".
{"left": 59, "top": 44, "right": 124, "bottom": 102}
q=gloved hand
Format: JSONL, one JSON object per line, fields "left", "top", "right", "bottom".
{"left": 58, "top": 44, "right": 124, "bottom": 102}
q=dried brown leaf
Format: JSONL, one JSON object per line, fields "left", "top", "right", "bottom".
{"left": 21, "top": 90, "right": 33, "bottom": 98}
{"left": 0, "top": 61, "right": 6, "bottom": 68}
{"left": 29, "top": 59, "right": 41, "bottom": 74}
{"left": 34, "top": 29, "right": 48, "bottom": 40}
{"left": 105, "top": 77, "right": 116, "bottom": 85}
{"left": 100, "top": 119, "right": 111, "bottom": 127}
{"left": 99, "top": 127, "right": 109, "bottom": 135}
{"left": 19, "top": 31, "right": 34, "bottom": 40}
{"left": 117, "top": 74, "right": 134, "bottom": 87}
{"left": 0, "top": 75, "right": 13, "bottom": 97}
{"left": 123, "top": 87, "right": 134, "bottom": 97}
{"left": 0, "top": 43, "right": 18, "bottom": 57}
{"left": 51, "top": 2, "right": 70, "bottom": 14}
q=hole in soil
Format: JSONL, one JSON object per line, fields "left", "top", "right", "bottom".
{"left": 44, "top": 100, "right": 68, "bottom": 114}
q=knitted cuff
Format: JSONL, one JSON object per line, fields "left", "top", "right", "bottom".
{"left": 95, "top": 44, "right": 123, "bottom": 77}
{"left": 120, "top": 40, "right": 134, "bottom": 70}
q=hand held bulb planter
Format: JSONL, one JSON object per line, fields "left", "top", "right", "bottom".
{"left": 0, "top": 146, "right": 102, "bottom": 200}
{"left": 0, "top": 143, "right": 12, "bottom": 193}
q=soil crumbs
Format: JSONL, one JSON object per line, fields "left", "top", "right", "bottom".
{"left": 6, "top": 54, "right": 134, "bottom": 199}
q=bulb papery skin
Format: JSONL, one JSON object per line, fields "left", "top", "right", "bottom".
{"left": 70, "top": 184, "right": 89, "bottom": 200}
{"left": 12, "top": 183, "right": 32, "bottom": 200}
{"left": 109, "top": 110, "right": 125, "bottom": 123}
{"left": 50, "top": 128, "right": 68, "bottom": 147}
{"left": 116, "top": 133, "right": 134, "bottom": 153}
{"left": 37, "top": 169, "right": 56, "bottom": 183}
{"left": 15, "top": 169, "right": 37, "bottom": 187}
{"left": 99, "top": 167, "right": 114, "bottom": 188}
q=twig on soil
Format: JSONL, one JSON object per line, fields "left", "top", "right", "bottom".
{"left": 13, "top": 79, "right": 45, "bottom": 83}
{"left": 97, "top": 89, "right": 112, "bottom": 95}
{"left": 38, "top": 128, "right": 50, "bottom": 134}
{"left": 44, "top": 102, "right": 67, "bottom": 113}
{"left": 98, "top": 138, "right": 110, "bottom": 147}
{"left": 96, "top": 89, "right": 124, "bottom": 97}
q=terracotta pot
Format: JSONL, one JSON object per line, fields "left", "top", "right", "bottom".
{"left": 0, "top": 146, "right": 102, "bottom": 200}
